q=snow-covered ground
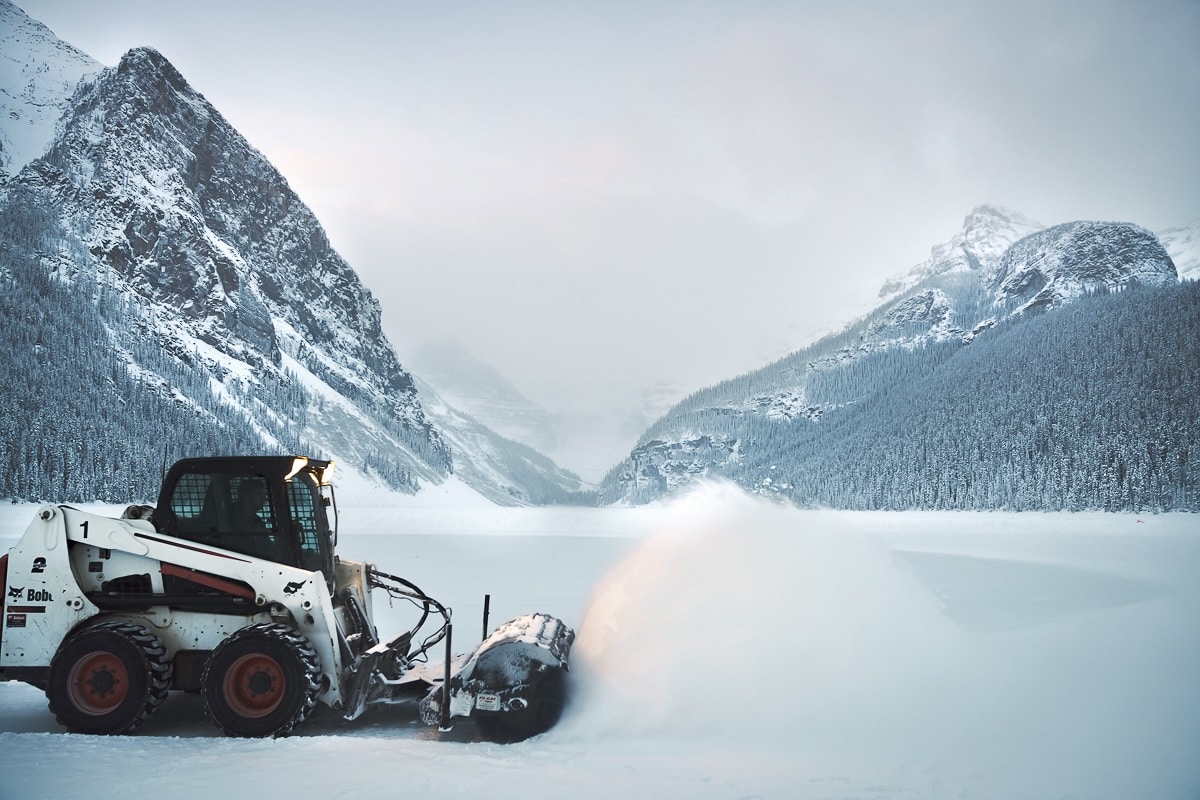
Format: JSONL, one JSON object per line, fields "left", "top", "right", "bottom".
{"left": 2, "top": 485, "right": 1198, "bottom": 799}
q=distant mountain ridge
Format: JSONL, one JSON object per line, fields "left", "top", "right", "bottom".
{"left": 407, "top": 340, "right": 562, "bottom": 456}
{"left": 0, "top": 3, "right": 581, "bottom": 504}
{"left": 411, "top": 372, "right": 588, "bottom": 504}
{"left": 600, "top": 206, "right": 1197, "bottom": 510}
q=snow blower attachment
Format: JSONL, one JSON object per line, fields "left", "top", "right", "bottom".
{"left": 415, "top": 607, "right": 574, "bottom": 741}
{"left": 0, "top": 456, "right": 574, "bottom": 742}
{"left": 343, "top": 568, "right": 575, "bottom": 739}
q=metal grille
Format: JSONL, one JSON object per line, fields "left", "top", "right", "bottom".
{"left": 170, "top": 474, "right": 212, "bottom": 519}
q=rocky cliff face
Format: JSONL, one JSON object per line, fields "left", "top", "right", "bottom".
{"left": 622, "top": 433, "right": 738, "bottom": 504}
{"left": 991, "top": 221, "right": 1178, "bottom": 313}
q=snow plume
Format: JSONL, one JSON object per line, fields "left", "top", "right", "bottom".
{"left": 567, "top": 482, "right": 958, "bottom": 743}
{"left": 563, "top": 484, "right": 1200, "bottom": 798}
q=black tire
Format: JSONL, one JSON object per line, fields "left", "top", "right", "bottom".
{"left": 201, "top": 623, "right": 321, "bottom": 738}
{"left": 47, "top": 621, "right": 173, "bottom": 735}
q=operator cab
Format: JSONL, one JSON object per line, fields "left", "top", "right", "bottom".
{"left": 154, "top": 456, "right": 337, "bottom": 582}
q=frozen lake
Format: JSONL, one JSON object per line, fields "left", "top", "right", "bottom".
{"left": 2, "top": 487, "right": 1198, "bottom": 799}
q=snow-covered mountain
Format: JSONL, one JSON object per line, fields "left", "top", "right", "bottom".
{"left": 406, "top": 340, "right": 562, "bottom": 456}
{"left": 877, "top": 204, "right": 1044, "bottom": 299}
{"left": 1158, "top": 219, "right": 1200, "bottom": 282}
{"left": 601, "top": 207, "right": 1197, "bottom": 510}
{"left": 992, "top": 220, "right": 1178, "bottom": 313}
{"left": 404, "top": 342, "right": 696, "bottom": 486}
{"left": 0, "top": 2, "right": 580, "bottom": 505}
{"left": 0, "top": 0, "right": 99, "bottom": 179}
{"left": 411, "top": 373, "right": 588, "bottom": 505}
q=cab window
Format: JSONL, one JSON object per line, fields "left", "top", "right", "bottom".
{"left": 286, "top": 473, "right": 331, "bottom": 573}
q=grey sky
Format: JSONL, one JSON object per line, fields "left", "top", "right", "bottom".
{"left": 17, "top": 1, "right": 1200, "bottom": 446}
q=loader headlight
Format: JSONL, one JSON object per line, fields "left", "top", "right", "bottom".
{"left": 285, "top": 457, "right": 309, "bottom": 481}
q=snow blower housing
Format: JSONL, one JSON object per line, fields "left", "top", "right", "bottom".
{"left": 0, "top": 456, "right": 574, "bottom": 740}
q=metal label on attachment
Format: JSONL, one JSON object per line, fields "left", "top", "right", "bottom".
{"left": 476, "top": 693, "right": 501, "bottom": 712}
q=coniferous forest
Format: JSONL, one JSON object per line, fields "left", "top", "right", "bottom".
{"left": 0, "top": 207, "right": 309, "bottom": 503}
{"left": 608, "top": 282, "right": 1200, "bottom": 511}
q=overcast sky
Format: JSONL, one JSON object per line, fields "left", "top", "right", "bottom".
{"left": 17, "top": 0, "right": 1200, "bottom": 425}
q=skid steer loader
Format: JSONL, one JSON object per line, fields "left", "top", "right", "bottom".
{"left": 0, "top": 456, "right": 574, "bottom": 741}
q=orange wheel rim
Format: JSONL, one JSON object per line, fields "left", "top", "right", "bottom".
{"left": 67, "top": 650, "right": 129, "bottom": 715}
{"left": 224, "top": 653, "right": 285, "bottom": 718}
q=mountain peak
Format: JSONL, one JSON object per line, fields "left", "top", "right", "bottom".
{"left": 115, "top": 47, "right": 191, "bottom": 95}
{"left": 963, "top": 203, "right": 1040, "bottom": 229}
{"left": 878, "top": 203, "right": 1044, "bottom": 298}
{"left": 600, "top": 206, "right": 1196, "bottom": 509}
{"left": 118, "top": 45, "right": 168, "bottom": 68}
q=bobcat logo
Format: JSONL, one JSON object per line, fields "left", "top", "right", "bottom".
{"left": 283, "top": 580, "right": 306, "bottom": 595}
{"left": 7, "top": 586, "right": 22, "bottom": 600}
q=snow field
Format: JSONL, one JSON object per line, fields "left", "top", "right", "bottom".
{"left": 1, "top": 485, "right": 1198, "bottom": 799}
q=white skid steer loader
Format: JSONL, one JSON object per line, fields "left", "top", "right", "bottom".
{"left": 0, "top": 456, "right": 574, "bottom": 741}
